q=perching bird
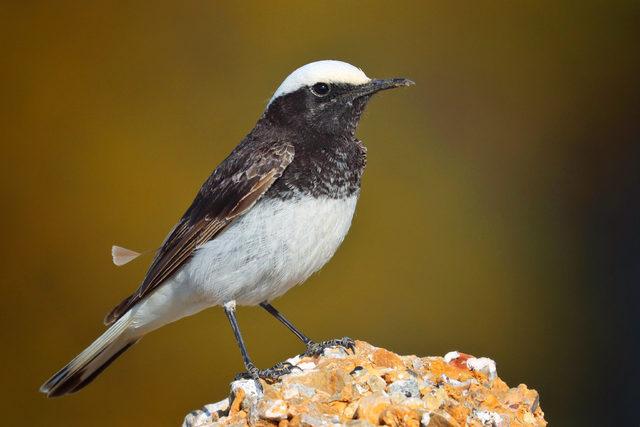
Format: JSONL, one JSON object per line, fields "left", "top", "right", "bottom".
{"left": 40, "top": 60, "right": 412, "bottom": 397}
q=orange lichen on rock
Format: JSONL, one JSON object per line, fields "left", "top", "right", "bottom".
{"left": 371, "top": 347, "right": 405, "bottom": 369}
{"left": 184, "top": 341, "right": 547, "bottom": 427}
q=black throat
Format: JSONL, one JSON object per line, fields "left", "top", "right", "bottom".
{"left": 256, "top": 86, "right": 371, "bottom": 200}
{"left": 268, "top": 130, "right": 367, "bottom": 200}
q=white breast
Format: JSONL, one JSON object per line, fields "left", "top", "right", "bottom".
{"left": 185, "top": 194, "right": 358, "bottom": 305}
{"left": 130, "top": 195, "right": 358, "bottom": 333}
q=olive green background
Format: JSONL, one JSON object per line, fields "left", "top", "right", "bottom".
{"left": 2, "top": 2, "right": 639, "bottom": 426}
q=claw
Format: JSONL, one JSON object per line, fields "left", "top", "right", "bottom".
{"left": 345, "top": 338, "right": 357, "bottom": 353}
{"left": 259, "top": 361, "right": 300, "bottom": 381}
{"left": 303, "top": 337, "right": 356, "bottom": 357}
{"left": 272, "top": 361, "right": 302, "bottom": 373}
{"left": 233, "top": 360, "right": 299, "bottom": 386}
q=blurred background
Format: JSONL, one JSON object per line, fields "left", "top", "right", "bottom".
{"left": 2, "top": 1, "right": 639, "bottom": 425}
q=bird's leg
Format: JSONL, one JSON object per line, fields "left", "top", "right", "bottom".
{"left": 259, "top": 302, "right": 313, "bottom": 345}
{"left": 259, "top": 302, "right": 355, "bottom": 357}
{"left": 223, "top": 301, "right": 296, "bottom": 384}
{"left": 223, "top": 301, "right": 260, "bottom": 379}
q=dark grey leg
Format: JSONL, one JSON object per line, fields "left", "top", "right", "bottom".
{"left": 259, "top": 302, "right": 312, "bottom": 345}
{"left": 223, "top": 301, "right": 258, "bottom": 376}
{"left": 223, "top": 301, "right": 298, "bottom": 383}
{"left": 259, "top": 302, "right": 356, "bottom": 356}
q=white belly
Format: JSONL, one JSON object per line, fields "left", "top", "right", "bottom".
{"left": 130, "top": 194, "right": 358, "bottom": 332}
{"left": 191, "top": 194, "right": 358, "bottom": 304}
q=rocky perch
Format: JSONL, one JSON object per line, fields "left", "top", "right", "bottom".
{"left": 184, "top": 341, "right": 546, "bottom": 427}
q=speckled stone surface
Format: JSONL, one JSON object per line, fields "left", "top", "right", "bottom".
{"left": 183, "top": 341, "right": 546, "bottom": 427}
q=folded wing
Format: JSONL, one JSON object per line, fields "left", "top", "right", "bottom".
{"left": 104, "top": 141, "right": 294, "bottom": 325}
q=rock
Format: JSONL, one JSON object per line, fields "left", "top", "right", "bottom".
{"left": 387, "top": 379, "right": 420, "bottom": 400}
{"left": 357, "top": 392, "right": 391, "bottom": 424}
{"left": 184, "top": 399, "right": 230, "bottom": 427}
{"left": 183, "top": 341, "right": 547, "bottom": 426}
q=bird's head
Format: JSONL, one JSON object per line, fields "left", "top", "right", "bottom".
{"left": 264, "top": 60, "right": 413, "bottom": 136}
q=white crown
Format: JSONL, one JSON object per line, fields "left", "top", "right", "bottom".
{"left": 269, "top": 60, "right": 370, "bottom": 105}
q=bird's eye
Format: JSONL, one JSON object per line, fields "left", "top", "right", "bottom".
{"left": 310, "top": 82, "right": 331, "bottom": 97}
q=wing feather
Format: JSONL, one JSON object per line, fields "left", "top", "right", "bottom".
{"left": 104, "top": 141, "right": 294, "bottom": 325}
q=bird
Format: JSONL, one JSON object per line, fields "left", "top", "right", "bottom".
{"left": 40, "top": 60, "right": 413, "bottom": 397}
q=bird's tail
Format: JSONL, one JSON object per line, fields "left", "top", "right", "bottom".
{"left": 40, "top": 312, "right": 138, "bottom": 397}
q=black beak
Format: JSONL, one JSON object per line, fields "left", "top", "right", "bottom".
{"left": 352, "top": 78, "right": 414, "bottom": 98}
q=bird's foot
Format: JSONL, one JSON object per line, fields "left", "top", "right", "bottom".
{"left": 303, "top": 336, "right": 356, "bottom": 357}
{"left": 257, "top": 360, "right": 301, "bottom": 381}
{"left": 233, "top": 361, "right": 300, "bottom": 385}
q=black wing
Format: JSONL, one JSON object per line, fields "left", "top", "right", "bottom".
{"left": 104, "top": 140, "right": 294, "bottom": 325}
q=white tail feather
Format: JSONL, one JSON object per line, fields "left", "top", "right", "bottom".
{"left": 112, "top": 245, "right": 141, "bottom": 266}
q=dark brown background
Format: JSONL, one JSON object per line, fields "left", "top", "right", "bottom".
{"left": 2, "top": 1, "right": 639, "bottom": 425}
